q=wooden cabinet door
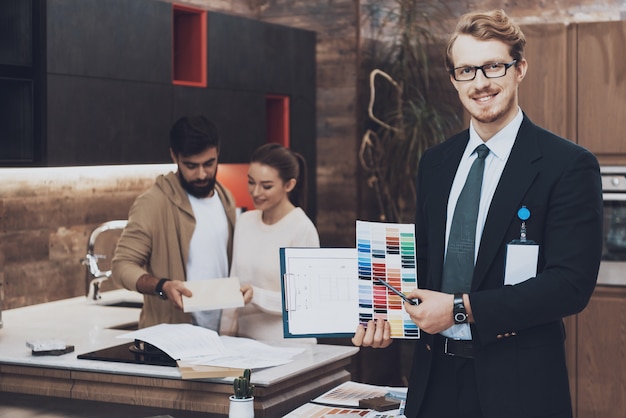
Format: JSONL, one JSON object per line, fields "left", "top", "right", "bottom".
{"left": 519, "top": 23, "right": 574, "bottom": 141}
{"left": 577, "top": 21, "right": 626, "bottom": 164}
{"left": 576, "top": 286, "right": 626, "bottom": 418}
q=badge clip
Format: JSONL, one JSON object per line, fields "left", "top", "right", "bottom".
{"left": 510, "top": 206, "right": 535, "bottom": 245}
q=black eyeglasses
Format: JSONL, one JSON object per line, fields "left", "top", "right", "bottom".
{"left": 450, "top": 60, "right": 517, "bottom": 81}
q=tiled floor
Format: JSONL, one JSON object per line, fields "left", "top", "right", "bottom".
{"left": 0, "top": 392, "right": 219, "bottom": 418}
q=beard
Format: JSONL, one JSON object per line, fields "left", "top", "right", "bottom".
{"left": 465, "top": 88, "right": 516, "bottom": 125}
{"left": 178, "top": 172, "right": 216, "bottom": 198}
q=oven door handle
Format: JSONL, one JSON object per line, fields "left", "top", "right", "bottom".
{"left": 603, "top": 193, "right": 626, "bottom": 201}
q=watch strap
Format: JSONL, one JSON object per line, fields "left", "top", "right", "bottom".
{"left": 453, "top": 293, "right": 468, "bottom": 324}
{"left": 155, "top": 278, "right": 170, "bottom": 300}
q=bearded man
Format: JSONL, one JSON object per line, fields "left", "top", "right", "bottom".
{"left": 113, "top": 115, "right": 250, "bottom": 330}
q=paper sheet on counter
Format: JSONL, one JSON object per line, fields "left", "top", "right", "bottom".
{"left": 182, "top": 277, "right": 245, "bottom": 312}
{"left": 182, "top": 336, "right": 306, "bottom": 369}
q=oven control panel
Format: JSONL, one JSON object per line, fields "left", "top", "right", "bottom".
{"left": 601, "top": 167, "right": 626, "bottom": 192}
{"left": 602, "top": 175, "right": 626, "bottom": 191}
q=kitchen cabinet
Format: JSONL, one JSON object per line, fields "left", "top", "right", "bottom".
{"left": 572, "top": 285, "right": 626, "bottom": 418}
{"left": 519, "top": 20, "right": 626, "bottom": 167}
{"left": 519, "top": 22, "right": 575, "bottom": 141}
{"left": 576, "top": 20, "right": 626, "bottom": 165}
{"left": 0, "top": 0, "right": 45, "bottom": 165}
{"left": 1, "top": 0, "right": 316, "bottom": 171}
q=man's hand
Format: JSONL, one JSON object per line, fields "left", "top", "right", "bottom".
{"left": 352, "top": 318, "right": 393, "bottom": 348}
{"left": 162, "top": 280, "right": 192, "bottom": 310}
{"left": 404, "top": 289, "right": 455, "bottom": 334}
{"left": 136, "top": 274, "right": 192, "bottom": 311}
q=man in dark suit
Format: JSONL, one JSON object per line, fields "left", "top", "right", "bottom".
{"left": 352, "top": 9, "right": 603, "bottom": 418}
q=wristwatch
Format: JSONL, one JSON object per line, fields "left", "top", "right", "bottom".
{"left": 453, "top": 293, "right": 468, "bottom": 324}
{"left": 155, "top": 278, "right": 170, "bottom": 300}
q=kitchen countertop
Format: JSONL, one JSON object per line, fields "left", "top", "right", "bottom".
{"left": 0, "top": 289, "right": 358, "bottom": 416}
{"left": 596, "top": 262, "right": 626, "bottom": 287}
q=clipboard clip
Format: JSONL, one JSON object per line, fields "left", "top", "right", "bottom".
{"left": 283, "top": 273, "right": 296, "bottom": 312}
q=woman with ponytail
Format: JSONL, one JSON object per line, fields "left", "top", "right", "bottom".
{"left": 222, "top": 143, "right": 320, "bottom": 342}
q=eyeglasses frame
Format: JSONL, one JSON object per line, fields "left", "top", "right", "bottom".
{"left": 450, "top": 60, "right": 518, "bottom": 82}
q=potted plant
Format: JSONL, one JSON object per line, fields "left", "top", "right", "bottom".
{"left": 359, "top": 0, "right": 461, "bottom": 223}
{"left": 229, "top": 368, "right": 255, "bottom": 418}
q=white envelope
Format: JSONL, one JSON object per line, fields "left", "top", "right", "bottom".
{"left": 182, "top": 277, "right": 245, "bottom": 312}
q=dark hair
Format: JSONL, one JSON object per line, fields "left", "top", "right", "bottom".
{"left": 169, "top": 115, "right": 220, "bottom": 157}
{"left": 445, "top": 9, "right": 526, "bottom": 71}
{"left": 250, "top": 143, "right": 308, "bottom": 210}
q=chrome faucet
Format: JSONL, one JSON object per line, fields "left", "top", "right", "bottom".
{"left": 82, "top": 220, "right": 128, "bottom": 300}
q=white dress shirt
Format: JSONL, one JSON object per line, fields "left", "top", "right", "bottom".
{"left": 441, "top": 108, "right": 523, "bottom": 340}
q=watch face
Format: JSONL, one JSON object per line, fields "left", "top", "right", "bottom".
{"left": 454, "top": 312, "right": 468, "bottom": 323}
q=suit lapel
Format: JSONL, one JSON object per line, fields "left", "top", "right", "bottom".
{"left": 472, "top": 116, "right": 542, "bottom": 290}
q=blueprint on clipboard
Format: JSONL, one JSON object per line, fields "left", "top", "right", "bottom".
{"left": 280, "top": 220, "right": 420, "bottom": 339}
{"left": 281, "top": 248, "right": 359, "bottom": 338}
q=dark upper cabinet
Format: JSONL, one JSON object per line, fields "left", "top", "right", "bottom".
{"left": 0, "top": 0, "right": 44, "bottom": 165}
{"left": 0, "top": 0, "right": 34, "bottom": 67}
{"left": 207, "top": 12, "right": 305, "bottom": 94}
{"left": 0, "top": 78, "right": 36, "bottom": 162}
{"left": 46, "top": 75, "right": 173, "bottom": 165}
{"left": 1, "top": 0, "right": 316, "bottom": 171}
{"left": 172, "top": 86, "right": 266, "bottom": 163}
{"left": 208, "top": 13, "right": 265, "bottom": 92}
{"left": 46, "top": 0, "right": 171, "bottom": 83}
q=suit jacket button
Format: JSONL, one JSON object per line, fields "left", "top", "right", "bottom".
{"left": 426, "top": 344, "right": 431, "bottom": 351}
{"left": 497, "top": 334, "right": 503, "bottom": 339}
{"left": 504, "top": 333, "right": 511, "bottom": 337}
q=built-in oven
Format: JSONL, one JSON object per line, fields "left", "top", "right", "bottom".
{"left": 598, "top": 166, "right": 626, "bottom": 286}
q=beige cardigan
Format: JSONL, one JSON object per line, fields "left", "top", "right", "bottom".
{"left": 112, "top": 171, "right": 236, "bottom": 328}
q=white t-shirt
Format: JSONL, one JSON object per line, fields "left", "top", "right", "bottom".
{"left": 187, "top": 192, "right": 229, "bottom": 330}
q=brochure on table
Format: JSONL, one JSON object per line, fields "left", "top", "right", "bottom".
{"left": 116, "top": 323, "right": 305, "bottom": 378}
{"left": 280, "top": 220, "right": 420, "bottom": 339}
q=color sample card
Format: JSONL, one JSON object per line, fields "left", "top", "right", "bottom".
{"left": 283, "top": 403, "right": 401, "bottom": 417}
{"left": 356, "top": 220, "right": 419, "bottom": 339}
{"left": 282, "top": 403, "right": 373, "bottom": 417}
{"left": 313, "top": 380, "right": 390, "bottom": 407}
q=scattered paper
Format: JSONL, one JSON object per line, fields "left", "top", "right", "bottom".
{"left": 181, "top": 336, "right": 306, "bottom": 369}
{"left": 183, "top": 277, "right": 245, "bottom": 312}
{"left": 117, "top": 323, "right": 225, "bottom": 360}
{"left": 117, "top": 323, "right": 305, "bottom": 369}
